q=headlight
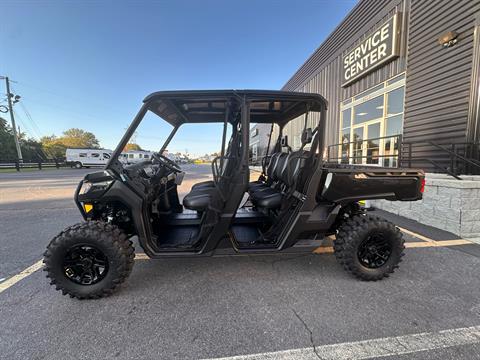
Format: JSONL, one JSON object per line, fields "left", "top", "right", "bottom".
{"left": 80, "top": 180, "right": 113, "bottom": 194}
{"left": 80, "top": 181, "right": 92, "bottom": 194}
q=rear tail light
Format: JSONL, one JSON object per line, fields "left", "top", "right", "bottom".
{"left": 420, "top": 178, "right": 426, "bottom": 193}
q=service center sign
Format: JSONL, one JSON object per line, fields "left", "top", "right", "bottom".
{"left": 342, "top": 13, "right": 401, "bottom": 87}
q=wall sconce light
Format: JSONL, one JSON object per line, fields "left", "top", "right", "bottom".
{"left": 438, "top": 31, "right": 458, "bottom": 48}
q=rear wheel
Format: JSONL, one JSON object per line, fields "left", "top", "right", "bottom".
{"left": 74, "top": 162, "right": 82, "bottom": 169}
{"left": 43, "top": 221, "right": 135, "bottom": 299}
{"left": 333, "top": 215, "right": 404, "bottom": 281}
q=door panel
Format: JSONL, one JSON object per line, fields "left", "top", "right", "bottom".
{"left": 352, "top": 127, "right": 364, "bottom": 164}
{"left": 366, "top": 122, "right": 381, "bottom": 165}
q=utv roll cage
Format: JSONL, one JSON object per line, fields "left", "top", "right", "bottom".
{"left": 106, "top": 90, "right": 328, "bottom": 173}
{"left": 100, "top": 90, "right": 328, "bottom": 257}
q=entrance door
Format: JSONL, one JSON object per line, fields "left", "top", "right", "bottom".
{"left": 351, "top": 121, "right": 382, "bottom": 165}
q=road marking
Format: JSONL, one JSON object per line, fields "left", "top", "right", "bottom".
{"left": 397, "top": 226, "right": 438, "bottom": 242}
{"left": 405, "top": 239, "right": 472, "bottom": 248}
{"left": 0, "top": 229, "right": 475, "bottom": 294}
{"left": 398, "top": 227, "right": 472, "bottom": 246}
{"left": 312, "top": 246, "right": 334, "bottom": 254}
{"left": 313, "top": 228, "right": 473, "bottom": 253}
{"left": 206, "top": 325, "right": 480, "bottom": 360}
{"left": 0, "top": 260, "right": 44, "bottom": 294}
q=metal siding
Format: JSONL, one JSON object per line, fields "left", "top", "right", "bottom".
{"left": 403, "top": 0, "right": 479, "bottom": 170}
{"left": 282, "top": 0, "right": 408, "bottom": 148}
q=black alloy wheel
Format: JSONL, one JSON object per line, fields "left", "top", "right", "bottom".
{"left": 63, "top": 245, "right": 109, "bottom": 285}
{"left": 357, "top": 232, "right": 392, "bottom": 269}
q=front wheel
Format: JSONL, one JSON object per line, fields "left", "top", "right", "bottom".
{"left": 333, "top": 215, "right": 404, "bottom": 281}
{"left": 43, "top": 221, "right": 135, "bottom": 299}
{"left": 74, "top": 162, "right": 82, "bottom": 169}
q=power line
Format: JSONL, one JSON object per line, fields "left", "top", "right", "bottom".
{"left": 14, "top": 80, "right": 110, "bottom": 116}
{"left": 13, "top": 109, "right": 38, "bottom": 140}
{"left": 19, "top": 100, "right": 44, "bottom": 138}
{"left": 10, "top": 83, "right": 44, "bottom": 138}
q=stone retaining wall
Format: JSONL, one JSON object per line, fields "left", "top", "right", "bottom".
{"left": 371, "top": 174, "right": 480, "bottom": 238}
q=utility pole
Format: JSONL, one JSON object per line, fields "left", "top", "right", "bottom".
{"left": 3, "top": 76, "right": 23, "bottom": 162}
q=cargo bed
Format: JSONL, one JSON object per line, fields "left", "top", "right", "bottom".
{"left": 320, "top": 164, "right": 425, "bottom": 204}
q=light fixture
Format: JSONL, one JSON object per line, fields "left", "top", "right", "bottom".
{"left": 438, "top": 31, "right": 458, "bottom": 48}
{"left": 357, "top": 112, "right": 367, "bottom": 116}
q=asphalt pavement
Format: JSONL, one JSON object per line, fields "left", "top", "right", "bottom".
{"left": 1, "top": 166, "right": 480, "bottom": 360}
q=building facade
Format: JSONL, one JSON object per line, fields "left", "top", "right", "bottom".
{"left": 281, "top": 0, "right": 480, "bottom": 174}
{"left": 249, "top": 123, "right": 279, "bottom": 165}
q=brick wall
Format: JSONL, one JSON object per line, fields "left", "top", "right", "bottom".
{"left": 371, "top": 174, "right": 480, "bottom": 238}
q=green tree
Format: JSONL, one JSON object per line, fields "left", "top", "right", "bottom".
{"left": 60, "top": 128, "right": 100, "bottom": 148}
{"left": 0, "top": 117, "right": 17, "bottom": 160}
{"left": 40, "top": 135, "right": 67, "bottom": 159}
{"left": 0, "top": 117, "right": 45, "bottom": 160}
{"left": 124, "top": 143, "right": 142, "bottom": 151}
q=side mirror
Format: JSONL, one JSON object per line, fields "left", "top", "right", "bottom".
{"left": 281, "top": 135, "right": 289, "bottom": 148}
{"left": 301, "top": 128, "right": 313, "bottom": 144}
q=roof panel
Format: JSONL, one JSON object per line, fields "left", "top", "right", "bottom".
{"left": 144, "top": 89, "right": 327, "bottom": 126}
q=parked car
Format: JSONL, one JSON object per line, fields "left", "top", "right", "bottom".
{"left": 65, "top": 148, "right": 112, "bottom": 169}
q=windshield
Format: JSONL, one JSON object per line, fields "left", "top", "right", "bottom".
{"left": 110, "top": 109, "right": 231, "bottom": 168}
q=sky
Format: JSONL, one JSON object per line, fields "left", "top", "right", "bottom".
{"left": 1, "top": 0, "right": 356, "bottom": 156}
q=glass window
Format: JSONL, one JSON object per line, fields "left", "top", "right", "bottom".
{"left": 386, "top": 114, "right": 403, "bottom": 136}
{"left": 79, "top": 153, "right": 87, "bottom": 157}
{"left": 353, "top": 84, "right": 384, "bottom": 101}
{"left": 341, "top": 108, "right": 351, "bottom": 129}
{"left": 103, "top": 153, "right": 111, "bottom": 159}
{"left": 387, "top": 73, "right": 405, "bottom": 86}
{"left": 353, "top": 96, "right": 383, "bottom": 124}
{"left": 342, "top": 98, "right": 352, "bottom": 106}
{"left": 387, "top": 87, "right": 405, "bottom": 117}
{"left": 91, "top": 153, "right": 100, "bottom": 158}
{"left": 144, "top": 154, "right": 149, "bottom": 158}
{"left": 340, "top": 129, "right": 351, "bottom": 164}
{"left": 366, "top": 123, "right": 380, "bottom": 165}
{"left": 352, "top": 127, "right": 364, "bottom": 164}
{"left": 337, "top": 79, "right": 405, "bottom": 167}
{"left": 128, "top": 154, "right": 134, "bottom": 158}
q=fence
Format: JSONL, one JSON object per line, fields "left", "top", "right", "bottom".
{"left": 0, "top": 159, "right": 65, "bottom": 171}
{"left": 401, "top": 142, "right": 480, "bottom": 178}
{"left": 327, "top": 136, "right": 480, "bottom": 178}
{"left": 327, "top": 135, "right": 403, "bottom": 168}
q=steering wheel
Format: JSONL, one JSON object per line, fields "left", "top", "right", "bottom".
{"left": 152, "top": 152, "right": 182, "bottom": 173}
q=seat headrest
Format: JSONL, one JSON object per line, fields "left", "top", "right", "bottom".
{"left": 301, "top": 128, "right": 313, "bottom": 145}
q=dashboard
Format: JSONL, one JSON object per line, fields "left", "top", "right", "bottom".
{"left": 122, "top": 160, "right": 184, "bottom": 200}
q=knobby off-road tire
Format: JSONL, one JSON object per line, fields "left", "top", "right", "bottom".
{"left": 43, "top": 221, "right": 135, "bottom": 299}
{"left": 333, "top": 215, "right": 404, "bottom": 281}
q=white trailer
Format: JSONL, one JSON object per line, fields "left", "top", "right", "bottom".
{"left": 66, "top": 148, "right": 113, "bottom": 169}
{"left": 119, "top": 150, "right": 154, "bottom": 164}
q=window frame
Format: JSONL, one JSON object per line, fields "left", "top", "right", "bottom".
{"left": 338, "top": 73, "right": 406, "bottom": 166}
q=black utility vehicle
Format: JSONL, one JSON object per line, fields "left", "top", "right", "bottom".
{"left": 44, "top": 90, "right": 425, "bottom": 299}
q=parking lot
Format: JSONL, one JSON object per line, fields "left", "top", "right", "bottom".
{"left": 1, "top": 165, "right": 480, "bottom": 359}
